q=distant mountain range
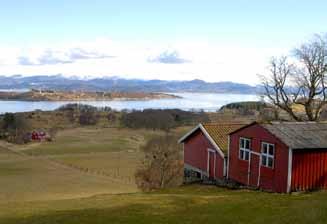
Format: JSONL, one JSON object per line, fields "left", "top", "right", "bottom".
{"left": 0, "top": 75, "right": 260, "bottom": 94}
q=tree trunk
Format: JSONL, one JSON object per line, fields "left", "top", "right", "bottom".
{"left": 160, "top": 166, "right": 165, "bottom": 188}
{"left": 305, "top": 103, "right": 315, "bottom": 121}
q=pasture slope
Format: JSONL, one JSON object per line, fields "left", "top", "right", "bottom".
{"left": 0, "top": 126, "right": 326, "bottom": 223}
{"left": 1, "top": 185, "right": 327, "bottom": 223}
{"left": 0, "top": 126, "right": 185, "bottom": 200}
{"left": 0, "top": 127, "right": 171, "bottom": 203}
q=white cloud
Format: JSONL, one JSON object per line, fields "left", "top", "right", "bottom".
{"left": 148, "top": 50, "right": 191, "bottom": 64}
{"left": 0, "top": 38, "right": 289, "bottom": 85}
{"left": 17, "top": 48, "right": 113, "bottom": 66}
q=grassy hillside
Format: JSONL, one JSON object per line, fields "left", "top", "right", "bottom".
{"left": 0, "top": 127, "right": 160, "bottom": 202}
{"left": 21, "top": 127, "right": 155, "bottom": 155}
{"left": 0, "top": 122, "right": 325, "bottom": 223}
{"left": 0, "top": 126, "right": 189, "bottom": 203}
{"left": 2, "top": 110, "right": 318, "bottom": 223}
{"left": 1, "top": 185, "right": 327, "bottom": 223}
{"left": 0, "top": 145, "right": 137, "bottom": 202}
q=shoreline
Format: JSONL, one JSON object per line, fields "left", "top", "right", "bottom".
{"left": 0, "top": 91, "right": 181, "bottom": 102}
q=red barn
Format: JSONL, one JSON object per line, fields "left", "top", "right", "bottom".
{"left": 228, "top": 122, "right": 327, "bottom": 193}
{"left": 179, "top": 123, "right": 245, "bottom": 181}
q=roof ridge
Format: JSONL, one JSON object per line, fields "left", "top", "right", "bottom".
{"left": 263, "top": 121, "right": 327, "bottom": 125}
{"left": 203, "top": 122, "right": 249, "bottom": 125}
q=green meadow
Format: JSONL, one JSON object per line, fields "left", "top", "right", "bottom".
{"left": 1, "top": 185, "right": 327, "bottom": 224}
{"left": 0, "top": 126, "right": 326, "bottom": 223}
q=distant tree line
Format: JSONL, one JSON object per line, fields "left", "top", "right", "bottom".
{"left": 57, "top": 103, "right": 113, "bottom": 112}
{"left": 57, "top": 103, "right": 115, "bottom": 126}
{"left": 219, "top": 101, "right": 270, "bottom": 112}
{"left": 120, "top": 109, "right": 210, "bottom": 131}
{"left": 58, "top": 105, "right": 210, "bottom": 130}
{"left": 218, "top": 101, "right": 283, "bottom": 121}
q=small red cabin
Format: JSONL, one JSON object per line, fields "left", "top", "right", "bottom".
{"left": 228, "top": 122, "right": 327, "bottom": 193}
{"left": 179, "top": 123, "right": 245, "bottom": 181}
{"left": 30, "top": 131, "right": 48, "bottom": 141}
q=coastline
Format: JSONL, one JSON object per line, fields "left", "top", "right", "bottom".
{"left": 0, "top": 91, "right": 181, "bottom": 102}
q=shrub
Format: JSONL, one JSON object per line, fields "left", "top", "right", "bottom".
{"left": 79, "top": 108, "right": 100, "bottom": 125}
{"left": 1, "top": 113, "right": 30, "bottom": 144}
{"left": 135, "top": 135, "right": 183, "bottom": 191}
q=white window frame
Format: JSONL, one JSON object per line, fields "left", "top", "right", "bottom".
{"left": 239, "top": 137, "right": 251, "bottom": 161}
{"left": 261, "top": 142, "right": 275, "bottom": 169}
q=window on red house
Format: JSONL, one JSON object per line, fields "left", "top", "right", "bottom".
{"left": 239, "top": 137, "right": 251, "bottom": 161}
{"left": 261, "top": 142, "right": 274, "bottom": 168}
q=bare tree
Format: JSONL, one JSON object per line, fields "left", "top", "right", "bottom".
{"left": 135, "top": 135, "right": 183, "bottom": 191}
{"left": 262, "top": 34, "right": 327, "bottom": 121}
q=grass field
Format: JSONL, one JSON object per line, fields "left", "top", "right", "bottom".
{"left": 3, "top": 125, "right": 326, "bottom": 223}
{"left": 52, "top": 152, "right": 143, "bottom": 184}
{"left": 1, "top": 185, "right": 327, "bottom": 224}
{"left": 21, "top": 127, "right": 157, "bottom": 155}
{"left": 0, "top": 127, "right": 161, "bottom": 203}
{"left": 0, "top": 146, "right": 137, "bottom": 202}
{"left": 0, "top": 126, "right": 187, "bottom": 203}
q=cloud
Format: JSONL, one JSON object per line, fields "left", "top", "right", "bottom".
{"left": 148, "top": 50, "right": 191, "bottom": 64}
{"left": 68, "top": 48, "right": 113, "bottom": 60}
{"left": 0, "top": 38, "right": 287, "bottom": 84}
{"left": 38, "top": 50, "right": 73, "bottom": 65}
{"left": 17, "top": 56, "right": 38, "bottom": 66}
{"left": 17, "top": 48, "right": 114, "bottom": 66}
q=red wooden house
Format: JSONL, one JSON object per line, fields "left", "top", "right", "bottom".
{"left": 179, "top": 123, "right": 245, "bottom": 180}
{"left": 228, "top": 122, "right": 327, "bottom": 193}
{"left": 30, "top": 131, "right": 49, "bottom": 141}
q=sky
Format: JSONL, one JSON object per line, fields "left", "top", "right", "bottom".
{"left": 0, "top": 0, "right": 326, "bottom": 85}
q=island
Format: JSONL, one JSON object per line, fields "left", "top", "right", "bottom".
{"left": 0, "top": 89, "right": 180, "bottom": 101}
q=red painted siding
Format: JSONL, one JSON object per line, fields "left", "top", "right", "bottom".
{"left": 208, "top": 151, "right": 215, "bottom": 177}
{"left": 184, "top": 129, "right": 225, "bottom": 179}
{"left": 229, "top": 124, "right": 289, "bottom": 193}
{"left": 291, "top": 149, "right": 327, "bottom": 191}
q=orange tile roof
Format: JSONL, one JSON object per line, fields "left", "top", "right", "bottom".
{"left": 202, "top": 123, "right": 247, "bottom": 153}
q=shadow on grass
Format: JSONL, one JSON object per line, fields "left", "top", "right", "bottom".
{"left": 2, "top": 203, "right": 176, "bottom": 224}
{"left": 2, "top": 186, "right": 327, "bottom": 224}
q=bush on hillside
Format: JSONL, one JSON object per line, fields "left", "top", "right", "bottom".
{"left": 135, "top": 135, "right": 183, "bottom": 191}
{"left": 78, "top": 106, "right": 100, "bottom": 125}
{"left": 1, "top": 113, "right": 30, "bottom": 144}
